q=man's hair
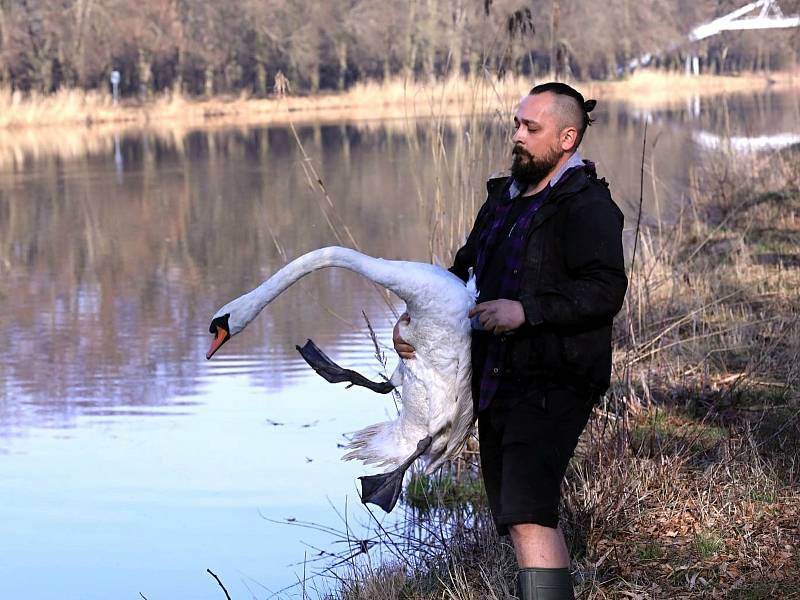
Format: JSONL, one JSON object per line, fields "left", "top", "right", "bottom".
{"left": 529, "top": 82, "right": 595, "bottom": 150}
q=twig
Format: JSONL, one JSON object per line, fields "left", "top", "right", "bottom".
{"left": 629, "top": 121, "right": 648, "bottom": 291}
{"left": 616, "top": 121, "right": 648, "bottom": 420}
{"left": 207, "top": 568, "right": 232, "bottom": 600}
{"left": 301, "top": 551, "right": 307, "bottom": 600}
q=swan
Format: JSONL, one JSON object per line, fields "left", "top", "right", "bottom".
{"left": 206, "top": 246, "right": 477, "bottom": 512}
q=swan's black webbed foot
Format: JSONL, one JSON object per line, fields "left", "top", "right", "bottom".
{"left": 296, "top": 339, "right": 395, "bottom": 394}
{"left": 359, "top": 436, "right": 432, "bottom": 513}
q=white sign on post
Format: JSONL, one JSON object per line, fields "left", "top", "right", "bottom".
{"left": 110, "top": 70, "right": 121, "bottom": 105}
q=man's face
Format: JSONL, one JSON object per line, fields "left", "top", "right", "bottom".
{"left": 510, "top": 93, "right": 565, "bottom": 187}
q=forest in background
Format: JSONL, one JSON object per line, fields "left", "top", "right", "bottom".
{"left": 0, "top": 0, "right": 798, "bottom": 98}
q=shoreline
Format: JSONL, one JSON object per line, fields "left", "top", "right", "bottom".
{"left": 1, "top": 70, "right": 797, "bottom": 132}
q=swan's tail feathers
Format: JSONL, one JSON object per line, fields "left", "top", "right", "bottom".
{"left": 359, "top": 436, "right": 432, "bottom": 512}
{"left": 342, "top": 421, "right": 405, "bottom": 466}
{"left": 296, "top": 340, "right": 395, "bottom": 394}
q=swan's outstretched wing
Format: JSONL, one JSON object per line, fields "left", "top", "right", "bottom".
{"left": 296, "top": 339, "right": 395, "bottom": 394}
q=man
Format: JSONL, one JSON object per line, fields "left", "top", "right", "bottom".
{"left": 394, "top": 82, "right": 627, "bottom": 600}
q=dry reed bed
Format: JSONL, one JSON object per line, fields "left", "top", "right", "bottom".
{"left": 583, "top": 70, "right": 799, "bottom": 109}
{"left": 566, "top": 145, "right": 800, "bottom": 598}
{"left": 326, "top": 144, "right": 800, "bottom": 599}
{"left": 0, "top": 76, "right": 528, "bottom": 131}
{"left": 1, "top": 71, "right": 796, "bottom": 133}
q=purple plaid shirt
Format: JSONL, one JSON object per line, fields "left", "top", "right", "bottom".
{"left": 474, "top": 156, "right": 587, "bottom": 411}
{"left": 474, "top": 184, "right": 548, "bottom": 411}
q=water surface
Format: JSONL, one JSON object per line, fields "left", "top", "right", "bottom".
{"left": 1, "top": 90, "right": 798, "bottom": 599}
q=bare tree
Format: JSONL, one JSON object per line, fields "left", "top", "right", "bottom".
{"left": 0, "top": 0, "right": 797, "bottom": 95}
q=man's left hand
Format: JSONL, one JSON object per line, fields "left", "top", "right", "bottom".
{"left": 469, "top": 300, "right": 526, "bottom": 334}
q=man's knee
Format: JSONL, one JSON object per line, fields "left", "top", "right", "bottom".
{"left": 510, "top": 522, "right": 557, "bottom": 542}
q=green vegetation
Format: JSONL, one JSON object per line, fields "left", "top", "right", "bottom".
{"left": 637, "top": 542, "right": 667, "bottom": 562}
{"left": 630, "top": 409, "right": 727, "bottom": 457}
{"left": 694, "top": 533, "right": 724, "bottom": 559}
{"left": 405, "top": 470, "right": 486, "bottom": 512}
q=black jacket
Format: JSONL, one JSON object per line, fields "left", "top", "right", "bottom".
{"left": 450, "top": 163, "right": 628, "bottom": 395}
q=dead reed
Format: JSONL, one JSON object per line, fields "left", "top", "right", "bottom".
{"left": 0, "top": 76, "right": 530, "bottom": 132}
{"left": 2, "top": 71, "right": 795, "bottom": 132}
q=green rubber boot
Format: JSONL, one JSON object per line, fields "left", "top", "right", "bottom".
{"left": 516, "top": 568, "right": 575, "bottom": 600}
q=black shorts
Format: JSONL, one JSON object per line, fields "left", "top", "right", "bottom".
{"left": 478, "top": 385, "right": 595, "bottom": 534}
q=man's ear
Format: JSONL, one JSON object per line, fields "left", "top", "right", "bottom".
{"left": 560, "top": 127, "right": 578, "bottom": 152}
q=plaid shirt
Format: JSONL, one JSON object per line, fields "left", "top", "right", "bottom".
{"left": 474, "top": 154, "right": 587, "bottom": 411}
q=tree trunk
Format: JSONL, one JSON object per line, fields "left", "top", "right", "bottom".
{"left": 336, "top": 39, "right": 347, "bottom": 91}
{"left": 204, "top": 64, "right": 214, "bottom": 96}
{"left": 447, "top": 0, "right": 464, "bottom": 77}
{"left": 0, "top": 1, "right": 8, "bottom": 86}
{"left": 255, "top": 63, "right": 267, "bottom": 96}
{"left": 383, "top": 53, "right": 392, "bottom": 82}
{"left": 720, "top": 46, "right": 729, "bottom": 74}
{"left": 138, "top": 47, "right": 152, "bottom": 99}
{"left": 605, "top": 53, "right": 616, "bottom": 80}
{"left": 550, "top": 2, "right": 559, "bottom": 79}
{"left": 39, "top": 58, "right": 53, "bottom": 93}
{"left": 73, "top": 0, "right": 93, "bottom": 86}
{"left": 224, "top": 61, "right": 241, "bottom": 92}
{"left": 171, "top": 0, "right": 185, "bottom": 96}
{"left": 403, "top": 0, "right": 418, "bottom": 80}
{"left": 422, "top": 0, "right": 437, "bottom": 81}
{"left": 468, "top": 48, "right": 480, "bottom": 78}
{"left": 309, "top": 64, "right": 320, "bottom": 93}
{"left": 173, "top": 47, "right": 183, "bottom": 96}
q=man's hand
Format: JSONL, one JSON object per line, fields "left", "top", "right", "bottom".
{"left": 393, "top": 312, "right": 416, "bottom": 359}
{"left": 469, "top": 300, "right": 526, "bottom": 334}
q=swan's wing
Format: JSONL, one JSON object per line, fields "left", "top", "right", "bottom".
{"left": 443, "top": 340, "right": 475, "bottom": 459}
{"left": 425, "top": 340, "right": 474, "bottom": 473}
{"left": 296, "top": 339, "right": 395, "bottom": 394}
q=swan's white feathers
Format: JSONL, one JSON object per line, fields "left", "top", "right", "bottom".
{"left": 213, "top": 246, "right": 476, "bottom": 476}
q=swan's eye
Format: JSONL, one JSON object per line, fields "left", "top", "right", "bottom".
{"left": 209, "top": 314, "right": 230, "bottom": 334}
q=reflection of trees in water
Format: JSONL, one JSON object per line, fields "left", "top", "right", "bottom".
{"left": 0, "top": 122, "right": 461, "bottom": 428}
{"left": 2, "top": 93, "right": 797, "bottom": 428}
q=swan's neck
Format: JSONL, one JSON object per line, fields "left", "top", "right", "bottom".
{"left": 260, "top": 247, "right": 400, "bottom": 301}
{"left": 230, "top": 247, "right": 413, "bottom": 330}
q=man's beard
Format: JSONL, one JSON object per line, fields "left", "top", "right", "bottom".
{"left": 511, "top": 144, "right": 562, "bottom": 188}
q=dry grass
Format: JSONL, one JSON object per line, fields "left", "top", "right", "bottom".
{"left": 3, "top": 69, "right": 796, "bottom": 173}
{"left": 2, "top": 69, "right": 797, "bottom": 133}
{"left": 565, "top": 142, "right": 800, "bottom": 598}
{"left": 322, "top": 138, "right": 800, "bottom": 599}
{"left": 584, "top": 70, "right": 800, "bottom": 110}
{"left": 0, "top": 75, "right": 530, "bottom": 132}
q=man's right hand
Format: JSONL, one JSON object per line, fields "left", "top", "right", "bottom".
{"left": 393, "top": 312, "right": 416, "bottom": 359}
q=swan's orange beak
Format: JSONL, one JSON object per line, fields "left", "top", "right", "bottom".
{"left": 206, "top": 324, "right": 230, "bottom": 359}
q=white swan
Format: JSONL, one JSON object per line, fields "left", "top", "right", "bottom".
{"left": 206, "top": 246, "right": 477, "bottom": 512}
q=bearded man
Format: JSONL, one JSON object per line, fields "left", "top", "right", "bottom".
{"left": 394, "top": 82, "right": 628, "bottom": 600}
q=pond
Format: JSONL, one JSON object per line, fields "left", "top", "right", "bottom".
{"left": 1, "top": 89, "right": 798, "bottom": 599}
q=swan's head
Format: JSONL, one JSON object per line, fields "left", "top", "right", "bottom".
{"left": 206, "top": 291, "right": 262, "bottom": 359}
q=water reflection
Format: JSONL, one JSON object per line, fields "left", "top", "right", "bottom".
{"left": 1, "top": 90, "right": 799, "bottom": 599}
{"left": 1, "top": 89, "right": 798, "bottom": 432}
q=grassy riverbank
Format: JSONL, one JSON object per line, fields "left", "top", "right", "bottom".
{"left": 1, "top": 70, "right": 797, "bottom": 131}
{"left": 324, "top": 145, "right": 800, "bottom": 599}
